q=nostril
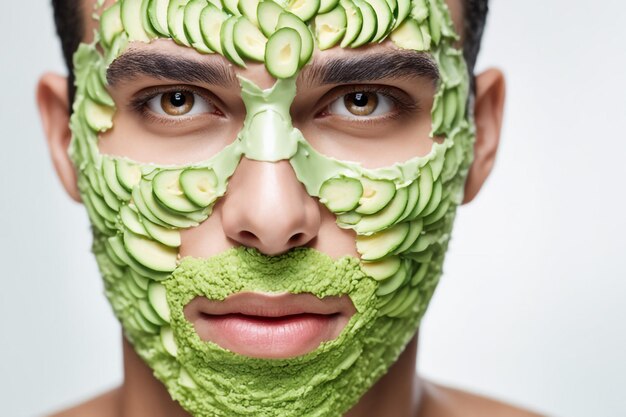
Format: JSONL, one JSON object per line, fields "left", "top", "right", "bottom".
{"left": 288, "top": 233, "right": 305, "bottom": 245}
{"left": 239, "top": 230, "right": 258, "bottom": 243}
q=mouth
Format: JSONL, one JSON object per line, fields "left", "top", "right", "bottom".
{"left": 184, "top": 292, "right": 356, "bottom": 359}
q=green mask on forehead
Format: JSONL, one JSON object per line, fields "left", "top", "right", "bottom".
{"left": 70, "top": 0, "right": 474, "bottom": 415}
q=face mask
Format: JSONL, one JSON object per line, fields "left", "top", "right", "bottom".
{"left": 70, "top": 0, "right": 474, "bottom": 415}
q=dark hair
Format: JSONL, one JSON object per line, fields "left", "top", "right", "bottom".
{"left": 52, "top": 0, "right": 489, "bottom": 100}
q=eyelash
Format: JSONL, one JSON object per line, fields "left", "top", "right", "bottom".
{"left": 317, "top": 85, "right": 420, "bottom": 123}
{"left": 129, "top": 86, "right": 222, "bottom": 124}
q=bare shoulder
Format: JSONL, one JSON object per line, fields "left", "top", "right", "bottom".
{"left": 48, "top": 387, "right": 121, "bottom": 417}
{"left": 419, "top": 380, "right": 545, "bottom": 417}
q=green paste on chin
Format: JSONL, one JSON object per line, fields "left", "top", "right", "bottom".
{"left": 70, "top": 0, "right": 475, "bottom": 415}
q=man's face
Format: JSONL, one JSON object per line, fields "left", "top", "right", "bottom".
{"left": 69, "top": 0, "right": 473, "bottom": 414}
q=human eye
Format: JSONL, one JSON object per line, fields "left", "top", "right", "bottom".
{"left": 131, "top": 86, "right": 223, "bottom": 122}
{"left": 318, "top": 86, "right": 419, "bottom": 122}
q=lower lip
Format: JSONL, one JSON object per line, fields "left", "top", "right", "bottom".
{"left": 196, "top": 313, "right": 342, "bottom": 359}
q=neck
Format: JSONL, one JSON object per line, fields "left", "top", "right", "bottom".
{"left": 119, "top": 334, "right": 422, "bottom": 417}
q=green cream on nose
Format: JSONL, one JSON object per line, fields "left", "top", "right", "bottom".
{"left": 237, "top": 76, "right": 299, "bottom": 161}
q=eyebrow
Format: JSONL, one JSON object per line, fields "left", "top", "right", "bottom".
{"left": 106, "top": 51, "right": 238, "bottom": 88}
{"left": 300, "top": 51, "right": 440, "bottom": 87}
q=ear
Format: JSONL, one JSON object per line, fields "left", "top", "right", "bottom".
{"left": 462, "top": 68, "right": 506, "bottom": 204}
{"left": 36, "top": 73, "right": 81, "bottom": 202}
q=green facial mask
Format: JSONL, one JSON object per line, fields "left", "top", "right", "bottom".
{"left": 70, "top": 0, "right": 475, "bottom": 415}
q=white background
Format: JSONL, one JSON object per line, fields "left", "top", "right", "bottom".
{"left": 1, "top": 1, "right": 625, "bottom": 416}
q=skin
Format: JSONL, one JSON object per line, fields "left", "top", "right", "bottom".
{"left": 36, "top": 0, "right": 543, "bottom": 416}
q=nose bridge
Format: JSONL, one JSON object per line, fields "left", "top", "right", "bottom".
{"left": 238, "top": 76, "right": 299, "bottom": 162}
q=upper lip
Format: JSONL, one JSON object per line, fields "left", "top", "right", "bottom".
{"left": 185, "top": 292, "right": 356, "bottom": 318}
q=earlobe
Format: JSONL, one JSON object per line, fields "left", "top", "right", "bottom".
{"left": 462, "top": 68, "right": 506, "bottom": 204}
{"left": 36, "top": 73, "right": 82, "bottom": 202}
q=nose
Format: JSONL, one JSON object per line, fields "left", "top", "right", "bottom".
{"left": 221, "top": 158, "right": 321, "bottom": 256}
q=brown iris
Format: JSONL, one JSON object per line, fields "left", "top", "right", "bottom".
{"left": 160, "top": 91, "right": 195, "bottom": 116}
{"left": 343, "top": 92, "right": 378, "bottom": 116}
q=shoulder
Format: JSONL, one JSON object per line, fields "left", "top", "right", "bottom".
{"left": 47, "top": 387, "right": 121, "bottom": 417}
{"left": 418, "top": 380, "right": 545, "bottom": 417}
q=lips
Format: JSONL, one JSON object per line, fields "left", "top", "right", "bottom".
{"left": 184, "top": 292, "right": 356, "bottom": 359}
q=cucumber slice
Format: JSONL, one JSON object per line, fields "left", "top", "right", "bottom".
{"left": 180, "top": 168, "right": 218, "bottom": 207}
{"left": 97, "top": 172, "right": 122, "bottom": 212}
{"left": 222, "top": 0, "right": 242, "bottom": 15}
{"left": 142, "top": 219, "right": 182, "bottom": 247}
{"left": 83, "top": 98, "right": 114, "bottom": 132}
{"left": 148, "top": 282, "right": 171, "bottom": 323}
{"left": 319, "top": 176, "right": 362, "bottom": 213}
{"left": 108, "top": 235, "right": 171, "bottom": 280}
{"left": 99, "top": 2, "right": 124, "bottom": 48}
{"left": 139, "top": 298, "right": 165, "bottom": 325}
{"left": 139, "top": 180, "right": 205, "bottom": 228}
{"left": 86, "top": 70, "right": 114, "bottom": 107}
{"left": 116, "top": 159, "right": 142, "bottom": 191}
{"left": 160, "top": 326, "right": 179, "bottom": 357}
{"left": 86, "top": 186, "right": 117, "bottom": 223}
{"left": 257, "top": 0, "right": 284, "bottom": 37}
{"left": 168, "top": 0, "right": 192, "bottom": 46}
{"left": 276, "top": 12, "right": 314, "bottom": 66}
{"left": 392, "top": 0, "right": 411, "bottom": 30}
{"left": 233, "top": 16, "right": 268, "bottom": 62}
{"left": 339, "top": 0, "right": 362, "bottom": 47}
{"left": 408, "top": 230, "right": 438, "bottom": 253}
{"left": 121, "top": 204, "right": 149, "bottom": 236}
{"left": 264, "top": 27, "right": 302, "bottom": 79}
{"left": 376, "top": 265, "right": 407, "bottom": 296}
{"left": 123, "top": 230, "right": 178, "bottom": 272}
{"left": 132, "top": 185, "right": 169, "bottom": 227}
{"left": 393, "top": 218, "right": 423, "bottom": 254}
{"left": 423, "top": 199, "right": 449, "bottom": 226}
{"left": 409, "top": 166, "right": 433, "bottom": 218}
{"left": 130, "top": 269, "right": 150, "bottom": 290}
{"left": 350, "top": 0, "right": 376, "bottom": 47}
{"left": 200, "top": 3, "right": 228, "bottom": 55}
{"left": 353, "top": 185, "right": 408, "bottom": 234}
{"left": 134, "top": 309, "right": 160, "bottom": 334}
{"left": 356, "top": 222, "right": 410, "bottom": 261}
{"left": 140, "top": 0, "right": 160, "bottom": 38}
{"left": 364, "top": 0, "right": 392, "bottom": 42}
{"left": 378, "top": 285, "right": 409, "bottom": 315}
{"left": 319, "top": 0, "right": 340, "bottom": 13}
{"left": 314, "top": 5, "right": 347, "bottom": 50}
{"left": 410, "top": 261, "right": 429, "bottom": 286}
{"left": 410, "top": 0, "right": 428, "bottom": 22}
{"left": 220, "top": 16, "right": 247, "bottom": 67}
{"left": 355, "top": 178, "right": 395, "bottom": 215}
{"left": 427, "top": 0, "right": 442, "bottom": 45}
{"left": 104, "top": 238, "right": 126, "bottom": 267}
{"left": 184, "top": 0, "right": 214, "bottom": 53}
{"left": 153, "top": 170, "right": 202, "bottom": 213}
{"left": 386, "top": 285, "right": 420, "bottom": 317}
{"left": 390, "top": 17, "right": 429, "bottom": 51}
{"left": 336, "top": 211, "right": 361, "bottom": 227}
{"left": 121, "top": 0, "right": 153, "bottom": 42}
{"left": 420, "top": 179, "right": 442, "bottom": 217}
{"left": 384, "top": 0, "right": 396, "bottom": 13}
{"left": 238, "top": 0, "right": 261, "bottom": 26}
{"left": 103, "top": 158, "right": 131, "bottom": 201}
{"left": 395, "top": 179, "right": 419, "bottom": 223}
{"left": 360, "top": 255, "right": 401, "bottom": 281}
{"left": 148, "top": 0, "right": 171, "bottom": 36}
{"left": 287, "top": 0, "right": 320, "bottom": 22}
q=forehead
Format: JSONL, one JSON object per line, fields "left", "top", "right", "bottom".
{"left": 82, "top": 0, "right": 465, "bottom": 57}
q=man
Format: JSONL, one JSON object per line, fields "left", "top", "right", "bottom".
{"left": 37, "top": 0, "right": 540, "bottom": 415}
